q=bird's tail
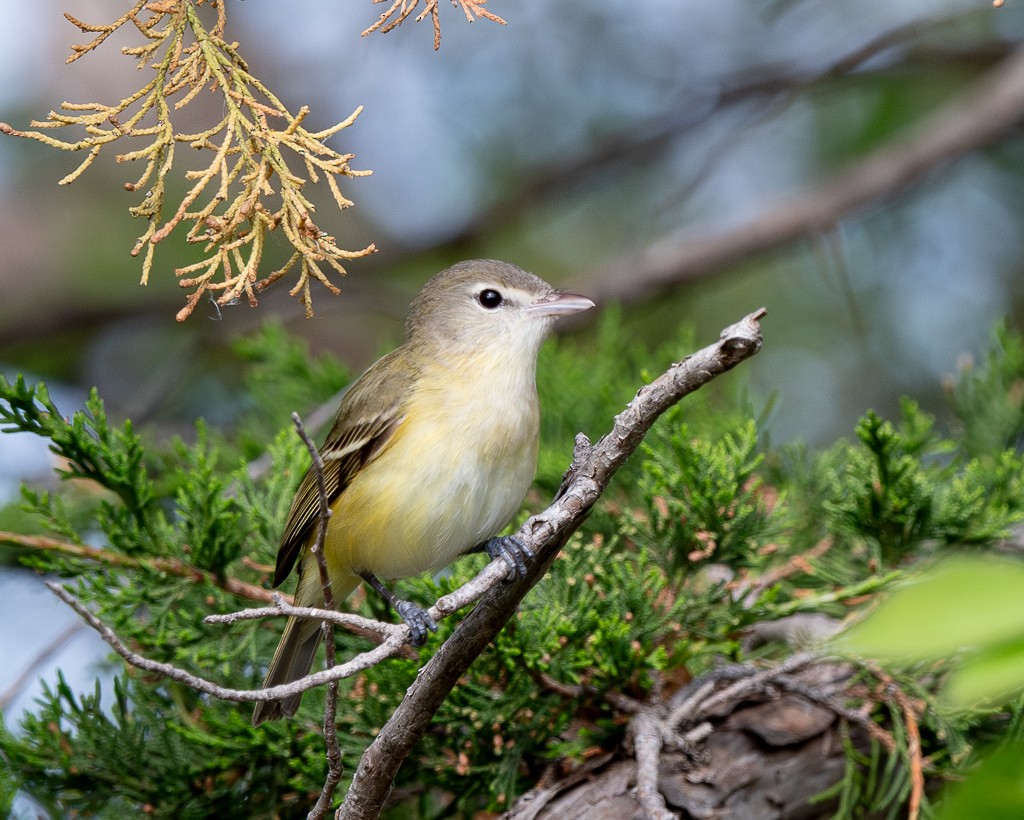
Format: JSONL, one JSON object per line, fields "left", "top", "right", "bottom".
{"left": 251, "top": 571, "right": 359, "bottom": 726}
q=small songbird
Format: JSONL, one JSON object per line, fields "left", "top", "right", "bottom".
{"left": 252, "top": 259, "right": 594, "bottom": 724}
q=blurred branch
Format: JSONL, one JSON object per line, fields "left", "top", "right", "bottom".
{"left": 0, "top": 10, "right": 1004, "bottom": 339}
{"left": 0, "top": 619, "right": 85, "bottom": 711}
{"left": 442, "top": 11, "right": 993, "bottom": 252}
{"left": 579, "top": 43, "right": 1024, "bottom": 303}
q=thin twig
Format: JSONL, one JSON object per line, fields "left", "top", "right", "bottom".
{"left": 873, "top": 667, "right": 926, "bottom": 819}
{"left": 739, "top": 537, "right": 834, "bottom": 606}
{"left": 665, "top": 680, "right": 716, "bottom": 731}
{"left": 901, "top": 691, "right": 925, "bottom": 820}
{"left": 46, "top": 582, "right": 405, "bottom": 703}
{"left": 774, "top": 672, "right": 897, "bottom": 754}
{"left": 291, "top": 411, "right": 345, "bottom": 820}
{"left": 205, "top": 595, "right": 390, "bottom": 634}
{"left": 206, "top": 593, "right": 426, "bottom": 663}
{"left": 696, "top": 652, "right": 816, "bottom": 717}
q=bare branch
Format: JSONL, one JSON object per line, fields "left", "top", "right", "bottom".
{"left": 46, "top": 581, "right": 406, "bottom": 703}
{"left": 205, "top": 595, "right": 391, "bottom": 634}
{"left": 695, "top": 652, "right": 815, "bottom": 717}
{"left": 440, "top": 12, "right": 973, "bottom": 254}
{"left": 581, "top": 46, "right": 1024, "bottom": 303}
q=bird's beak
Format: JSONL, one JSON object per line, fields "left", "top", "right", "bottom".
{"left": 527, "top": 291, "right": 595, "bottom": 317}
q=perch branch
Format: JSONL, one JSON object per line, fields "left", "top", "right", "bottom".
{"left": 337, "top": 308, "right": 767, "bottom": 818}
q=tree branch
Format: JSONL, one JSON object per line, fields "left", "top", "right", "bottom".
{"left": 439, "top": 10, "right": 980, "bottom": 256}
{"left": 46, "top": 582, "right": 408, "bottom": 703}
{"left": 580, "top": 45, "right": 1024, "bottom": 304}
{"left": 338, "top": 307, "right": 767, "bottom": 818}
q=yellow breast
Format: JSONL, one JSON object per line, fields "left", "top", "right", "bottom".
{"left": 324, "top": 350, "right": 540, "bottom": 582}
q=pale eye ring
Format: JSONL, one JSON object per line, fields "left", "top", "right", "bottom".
{"left": 478, "top": 289, "right": 503, "bottom": 309}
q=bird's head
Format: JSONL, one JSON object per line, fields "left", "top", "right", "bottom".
{"left": 406, "top": 260, "right": 594, "bottom": 360}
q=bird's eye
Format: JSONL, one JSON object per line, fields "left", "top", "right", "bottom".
{"left": 477, "top": 289, "right": 503, "bottom": 309}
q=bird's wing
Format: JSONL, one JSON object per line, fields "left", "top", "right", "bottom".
{"left": 272, "top": 350, "right": 412, "bottom": 587}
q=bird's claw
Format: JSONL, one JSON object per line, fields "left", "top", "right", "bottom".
{"left": 395, "top": 599, "right": 438, "bottom": 646}
{"left": 484, "top": 535, "right": 533, "bottom": 580}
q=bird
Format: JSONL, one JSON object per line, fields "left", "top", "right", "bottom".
{"left": 252, "top": 259, "right": 594, "bottom": 724}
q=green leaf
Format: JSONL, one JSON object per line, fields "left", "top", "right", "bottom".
{"left": 937, "top": 740, "right": 1024, "bottom": 820}
{"left": 944, "top": 638, "right": 1024, "bottom": 707}
{"left": 836, "top": 556, "right": 1024, "bottom": 661}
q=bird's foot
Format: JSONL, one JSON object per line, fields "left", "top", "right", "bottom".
{"left": 484, "top": 535, "right": 533, "bottom": 580}
{"left": 359, "top": 569, "right": 438, "bottom": 646}
{"left": 395, "top": 599, "right": 438, "bottom": 647}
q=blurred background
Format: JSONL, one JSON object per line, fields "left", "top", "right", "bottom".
{"left": 2, "top": 0, "right": 1023, "bottom": 730}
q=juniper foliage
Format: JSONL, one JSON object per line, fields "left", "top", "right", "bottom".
{"left": 0, "top": 317, "right": 1023, "bottom": 818}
